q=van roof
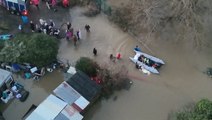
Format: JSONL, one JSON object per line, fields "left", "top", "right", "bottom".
{"left": 0, "top": 69, "right": 12, "bottom": 86}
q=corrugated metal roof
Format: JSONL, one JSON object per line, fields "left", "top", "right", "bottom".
{"left": 55, "top": 105, "right": 83, "bottom": 120}
{"left": 66, "top": 71, "right": 101, "bottom": 101}
{"left": 54, "top": 113, "right": 69, "bottom": 120}
{"left": 26, "top": 94, "right": 67, "bottom": 120}
{"left": 74, "top": 96, "right": 89, "bottom": 110}
{"left": 53, "top": 82, "right": 81, "bottom": 105}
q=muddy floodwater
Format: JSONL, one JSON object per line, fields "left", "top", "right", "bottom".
{"left": 58, "top": 7, "right": 212, "bottom": 120}
{"left": 3, "top": 7, "right": 212, "bottom": 120}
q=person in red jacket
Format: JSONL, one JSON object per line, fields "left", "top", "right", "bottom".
{"left": 62, "top": 0, "right": 69, "bottom": 8}
{"left": 116, "top": 53, "right": 121, "bottom": 59}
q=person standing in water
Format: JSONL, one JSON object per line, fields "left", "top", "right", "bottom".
{"left": 93, "top": 48, "right": 97, "bottom": 56}
{"left": 116, "top": 53, "right": 121, "bottom": 59}
{"left": 85, "top": 24, "right": 90, "bottom": 32}
{"left": 76, "top": 29, "right": 81, "bottom": 40}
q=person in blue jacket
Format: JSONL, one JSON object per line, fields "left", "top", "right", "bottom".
{"left": 134, "top": 45, "right": 141, "bottom": 52}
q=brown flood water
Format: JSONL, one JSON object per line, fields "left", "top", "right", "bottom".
{"left": 57, "top": 8, "right": 212, "bottom": 120}
{"left": 3, "top": 7, "right": 212, "bottom": 120}
{"left": 61, "top": 7, "right": 212, "bottom": 120}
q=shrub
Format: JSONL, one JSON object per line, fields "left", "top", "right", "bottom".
{"left": 170, "top": 99, "right": 212, "bottom": 120}
{"left": 75, "top": 57, "right": 100, "bottom": 77}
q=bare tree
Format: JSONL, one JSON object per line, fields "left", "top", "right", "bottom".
{"left": 98, "top": 64, "right": 131, "bottom": 98}
{"left": 114, "top": 0, "right": 210, "bottom": 47}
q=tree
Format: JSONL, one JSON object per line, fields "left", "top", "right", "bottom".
{"left": 109, "top": 0, "right": 209, "bottom": 47}
{"left": 0, "top": 33, "right": 59, "bottom": 67}
{"left": 75, "top": 57, "right": 100, "bottom": 77}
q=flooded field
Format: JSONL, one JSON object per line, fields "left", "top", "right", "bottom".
{"left": 1, "top": 6, "right": 212, "bottom": 120}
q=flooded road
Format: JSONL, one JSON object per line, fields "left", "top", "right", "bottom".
{"left": 60, "top": 7, "right": 212, "bottom": 120}
{"left": 2, "top": 6, "right": 212, "bottom": 120}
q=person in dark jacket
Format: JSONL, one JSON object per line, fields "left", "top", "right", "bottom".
{"left": 67, "top": 22, "right": 71, "bottom": 30}
{"left": 30, "top": 21, "right": 35, "bottom": 32}
{"left": 85, "top": 24, "right": 90, "bottom": 32}
{"left": 93, "top": 48, "right": 97, "bottom": 56}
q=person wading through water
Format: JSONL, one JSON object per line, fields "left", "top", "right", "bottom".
{"left": 85, "top": 24, "right": 90, "bottom": 32}
{"left": 93, "top": 48, "right": 97, "bottom": 56}
{"left": 76, "top": 30, "right": 81, "bottom": 40}
{"left": 116, "top": 53, "right": 121, "bottom": 60}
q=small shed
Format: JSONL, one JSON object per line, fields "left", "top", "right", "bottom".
{"left": 26, "top": 94, "right": 83, "bottom": 120}
{"left": 66, "top": 71, "right": 101, "bottom": 102}
{"left": 53, "top": 81, "right": 90, "bottom": 112}
{"left": 53, "top": 82, "right": 81, "bottom": 105}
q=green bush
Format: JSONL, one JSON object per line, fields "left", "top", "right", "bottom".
{"left": 171, "top": 99, "right": 212, "bottom": 120}
{"left": 75, "top": 57, "right": 99, "bottom": 77}
{"left": 0, "top": 33, "right": 59, "bottom": 67}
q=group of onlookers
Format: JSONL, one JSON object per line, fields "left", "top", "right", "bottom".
{"left": 29, "top": 19, "right": 60, "bottom": 38}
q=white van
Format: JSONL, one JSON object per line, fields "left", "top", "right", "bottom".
{"left": 0, "top": 69, "right": 14, "bottom": 91}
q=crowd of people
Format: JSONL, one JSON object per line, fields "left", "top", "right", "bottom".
{"left": 28, "top": 18, "right": 92, "bottom": 48}
{"left": 26, "top": 16, "right": 125, "bottom": 65}
{"left": 16, "top": 0, "right": 125, "bottom": 61}
{"left": 29, "top": 19, "right": 60, "bottom": 38}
